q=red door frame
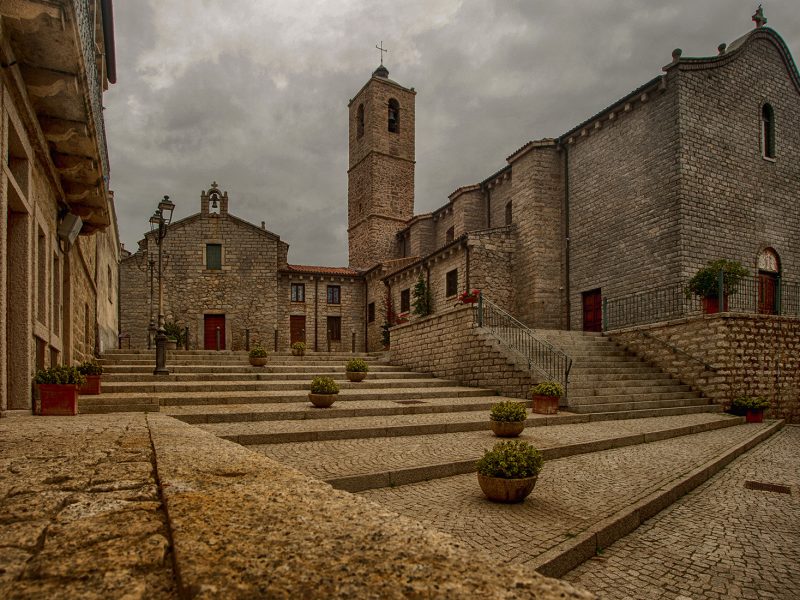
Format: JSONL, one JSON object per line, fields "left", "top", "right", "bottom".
{"left": 582, "top": 289, "right": 603, "bottom": 332}
{"left": 204, "top": 314, "right": 226, "bottom": 350}
{"left": 290, "top": 315, "right": 306, "bottom": 345}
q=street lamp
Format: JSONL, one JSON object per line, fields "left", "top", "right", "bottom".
{"left": 149, "top": 195, "right": 175, "bottom": 375}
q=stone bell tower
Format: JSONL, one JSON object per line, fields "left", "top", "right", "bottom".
{"left": 347, "top": 64, "right": 416, "bottom": 269}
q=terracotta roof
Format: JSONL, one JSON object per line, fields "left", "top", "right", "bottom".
{"left": 284, "top": 264, "right": 362, "bottom": 277}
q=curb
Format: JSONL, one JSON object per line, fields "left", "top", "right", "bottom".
{"left": 326, "top": 415, "right": 745, "bottom": 492}
{"left": 530, "top": 419, "right": 785, "bottom": 579}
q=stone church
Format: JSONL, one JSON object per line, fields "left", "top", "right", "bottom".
{"left": 120, "top": 14, "right": 799, "bottom": 353}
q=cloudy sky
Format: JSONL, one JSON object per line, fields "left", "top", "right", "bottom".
{"left": 105, "top": 1, "right": 800, "bottom": 266}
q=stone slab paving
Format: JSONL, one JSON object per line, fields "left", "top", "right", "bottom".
{"left": 252, "top": 413, "right": 740, "bottom": 480}
{"left": 357, "top": 422, "right": 774, "bottom": 571}
{"left": 563, "top": 425, "right": 800, "bottom": 600}
{"left": 0, "top": 414, "right": 176, "bottom": 599}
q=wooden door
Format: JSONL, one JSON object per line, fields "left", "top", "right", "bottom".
{"left": 758, "top": 273, "right": 778, "bottom": 315}
{"left": 290, "top": 315, "right": 306, "bottom": 345}
{"left": 204, "top": 314, "right": 226, "bottom": 350}
{"left": 582, "top": 289, "right": 603, "bottom": 332}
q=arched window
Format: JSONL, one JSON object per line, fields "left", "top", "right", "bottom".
{"left": 388, "top": 99, "right": 400, "bottom": 133}
{"left": 357, "top": 104, "right": 365, "bottom": 138}
{"left": 505, "top": 201, "right": 513, "bottom": 226}
{"left": 761, "top": 103, "right": 775, "bottom": 159}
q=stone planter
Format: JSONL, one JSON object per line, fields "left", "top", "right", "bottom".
{"left": 745, "top": 409, "right": 764, "bottom": 423}
{"left": 37, "top": 384, "right": 79, "bottom": 416}
{"left": 79, "top": 375, "right": 101, "bottom": 395}
{"left": 477, "top": 473, "right": 538, "bottom": 503}
{"left": 166, "top": 338, "right": 178, "bottom": 350}
{"left": 249, "top": 357, "right": 268, "bottom": 367}
{"left": 490, "top": 420, "right": 525, "bottom": 438}
{"left": 309, "top": 393, "right": 337, "bottom": 408}
{"left": 292, "top": 349, "right": 305, "bottom": 357}
{"left": 346, "top": 371, "right": 367, "bottom": 382}
{"left": 532, "top": 394, "right": 559, "bottom": 415}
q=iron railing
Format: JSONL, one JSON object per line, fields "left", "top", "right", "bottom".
{"left": 474, "top": 295, "right": 572, "bottom": 397}
{"left": 604, "top": 275, "right": 800, "bottom": 330}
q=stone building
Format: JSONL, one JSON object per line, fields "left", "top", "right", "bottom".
{"left": 0, "top": 0, "right": 120, "bottom": 413}
{"left": 120, "top": 13, "right": 798, "bottom": 361}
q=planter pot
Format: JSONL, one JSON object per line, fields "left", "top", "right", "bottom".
{"left": 346, "top": 371, "right": 367, "bottom": 382}
{"left": 702, "top": 296, "right": 729, "bottom": 315}
{"left": 477, "top": 473, "right": 538, "bottom": 503}
{"left": 309, "top": 393, "right": 337, "bottom": 408}
{"left": 532, "top": 394, "right": 559, "bottom": 415}
{"left": 292, "top": 349, "right": 305, "bottom": 357}
{"left": 38, "top": 384, "right": 78, "bottom": 416}
{"left": 745, "top": 409, "right": 764, "bottom": 424}
{"left": 461, "top": 297, "right": 478, "bottom": 304}
{"left": 166, "top": 339, "right": 178, "bottom": 350}
{"left": 490, "top": 420, "right": 525, "bottom": 438}
{"left": 79, "top": 375, "right": 101, "bottom": 395}
{"left": 249, "top": 357, "right": 268, "bottom": 367}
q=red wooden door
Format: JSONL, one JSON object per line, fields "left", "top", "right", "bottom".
{"left": 204, "top": 315, "right": 226, "bottom": 350}
{"left": 582, "top": 289, "right": 603, "bottom": 332}
{"left": 290, "top": 316, "right": 306, "bottom": 345}
{"left": 758, "top": 273, "right": 778, "bottom": 315}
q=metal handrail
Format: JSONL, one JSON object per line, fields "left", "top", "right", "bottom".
{"left": 474, "top": 294, "right": 572, "bottom": 397}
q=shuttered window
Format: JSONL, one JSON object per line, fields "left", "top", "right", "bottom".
{"left": 206, "top": 244, "right": 222, "bottom": 270}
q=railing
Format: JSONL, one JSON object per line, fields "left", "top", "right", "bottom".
{"left": 605, "top": 275, "right": 800, "bottom": 330}
{"left": 474, "top": 294, "right": 572, "bottom": 397}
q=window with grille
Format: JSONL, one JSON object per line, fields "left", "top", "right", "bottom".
{"left": 291, "top": 283, "right": 305, "bottom": 302}
{"left": 206, "top": 244, "right": 222, "bottom": 270}
{"left": 327, "top": 285, "right": 341, "bottom": 304}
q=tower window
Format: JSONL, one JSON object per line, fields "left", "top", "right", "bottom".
{"left": 357, "top": 103, "right": 365, "bottom": 138}
{"left": 388, "top": 98, "right": 400, "bottom": 133}
{"left": 505, "top": 201, "right": 513, "bottom": 226}
{"left": 400, "top": 288, "right": 410, "bottom": 313}
{"left": 761, "top": 103, "right": 775, "bottom": 159}
{"left": 446, "top": 227, "right": 454, "bottom": 243}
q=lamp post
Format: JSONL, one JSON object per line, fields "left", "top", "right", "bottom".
{"left": 149, "top": 195, "right": 175, "bottom": 375}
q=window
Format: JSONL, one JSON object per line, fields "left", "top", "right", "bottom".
{"left": 107, "top": 264, "right": 113, "bottom": 302}
{"left": 291, "top": 283, "right": 305, "bottom": 302}
{"left": 37, "top": 228, "right": 47, "bottom": 323}
{"left": 505, "top": 201, "right": 513, "bottom": 226}
{"left": 327, "top": 316, "right": 341, "bottom": 342}
{"left": 400, "top": 288, "right": 410, "bottom": 313}
{"left": 368, "top": 302, "right": 375, "bottom": 323}
{"left": 357, "top": 104, "right": 365, "bottom": 138}
{"left": 446, "top": 227, "right": 454, "bottom": 244}
{"left": 206, "top": 244, "right": 222, "bottom": 270}
{"left": 761, "top": 103, "right": 775, "bottom": 159}
{"left": 446, "top": 269, "right": 458, "bottom": 297}
{"left": 388, "top": 98, "right": 400, "bottom": 133}
{"left": 327, "top": 285, "right": 341, "bottom": 304}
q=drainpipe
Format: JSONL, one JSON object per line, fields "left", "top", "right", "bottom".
{"left": 485, "top": 186, "right": 492, "bottom": 228}
{"left": 464, "top": 237, "right": 470, "bottom": 291}
{"left": 314, "top": 277, "right": 319, "bottom": 352}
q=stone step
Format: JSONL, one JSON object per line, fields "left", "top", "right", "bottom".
{"left": 568, "top": 383, "right": 693, "bottom": 397}
{"left": 101, "top": 357, "right": 385, "bottom": 366}
{"left": 569, "top": 397, "right": 711, "bottom": 414}
{"left": 569, "top": 371, "right": 674, "bottom": 383}
{"left": 105, "top": 349, "right": 380, "bottom": 357}
{"left": 569, "top": 377, "right": 679, "bottom": 390}
{"left": 101, "top": 364, "right": 408, "bottom": 374}
{"left": 101, "top": 371, "right": 429, "bottom": 383}
{"left": 567, "top": 390, "right": 701, "bottom": 404}
{"left": 584, "top": 403, "right": 724, "bottom": 420}
{"left": 98, "top": 378, "right": 456, "bottom": 394}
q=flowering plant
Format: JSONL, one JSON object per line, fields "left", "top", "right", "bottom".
{"left": 459, "top": 289, "right": 480, "bottom": 304}
{"left": 395, "top": 312, "right": 410, "bottom": 324}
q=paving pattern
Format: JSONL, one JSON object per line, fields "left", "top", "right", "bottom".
{"left": 0, "top": 414, "right": 176, "bottom": 599}
{"left": 252, "top": 413, "right": 739, "bottom": 479}
{"left": 358, "top": 422, "right": 773, "bottom": 569}
{"left": 563, "top": 426, "right": 800, "bottom": 600}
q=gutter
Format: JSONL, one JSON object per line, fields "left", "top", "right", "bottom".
{"left": 100, "top": 0, "right": 116, "bottom": 84}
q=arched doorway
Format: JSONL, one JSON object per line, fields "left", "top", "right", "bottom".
{"left": 757, "top": 248, "right": 780, "bottom": 315}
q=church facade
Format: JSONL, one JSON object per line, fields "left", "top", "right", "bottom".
{"left": 120, "top": 15, "right": 799, "bottom": 353}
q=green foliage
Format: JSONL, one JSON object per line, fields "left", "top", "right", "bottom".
{"left": 412, "top": 274, "right": 432, "bottom": 317}
{"left": 731, "top": 395, "right": 770, "bottom": 411}
{"left": 249, "top": 344, "right": 268, "bottom": 359}
{"left": 489, "top": 401, "right": 527, "bottom": 422}
{"left": 77, "top": 360, "right": 103, "bottom": 376}
{"left": 310, "top": 375, "right": 339, "bottom": 394}
{"left": 292, "top": 341, "right": 306, "bottom": 352}
{"left": 163, "top": 321, "right": 186, "bottom": 345}
{"left": 34, "top": 365, "right": 86, "bottom": 386}
{"left": 686, "top": 259, "right": 750, "bottom": 299}
{"left": 476, "top": 440, "right": 544, "bottom": 479}
{"left": 531, "top": 381, "right": 564, "bottom": 398}
{"left": 381, "top": 323, "right": 391, "bottom": 348}
{"left": 346, "top": 358, "right": 369, "bottom": 373}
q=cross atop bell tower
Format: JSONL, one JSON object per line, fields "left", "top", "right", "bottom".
{"left": 347, "top": 61, "right": 416, "bottom": 269}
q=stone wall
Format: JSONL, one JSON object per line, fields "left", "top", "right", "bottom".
{"left": 390, "top": 306, "right": 535, "bottom": 399}
{"left": 467, "top": 227, "right": 515, "bottom": 312}
{"left": 450, "top": 186, "right": 484, "bottom": 237}
{"left": 432, "top": 205, "right": 455, "bottom": 251}
{"left": 487, "top": 170, "right": 512, "bottom": 229}
{"left": 119, "top": 248, "right": 151, "bottom": 349}
{"left": 610, "top": 314, "right": 800, "bottom": 423}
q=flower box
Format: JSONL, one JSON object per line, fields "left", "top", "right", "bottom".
{"left": 79, "top": 374, "right": 101, "bottom": 395}
{"left": 38, "top": 384, "right": 79, "bottom": 416}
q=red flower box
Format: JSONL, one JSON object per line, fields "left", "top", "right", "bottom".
{"left": 37, "top": 384, "right": 78, "bottom": 416}
{"left": 79, "top": 375, "right": 101, "bottom": 395}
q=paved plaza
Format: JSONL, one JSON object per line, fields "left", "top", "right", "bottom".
{"left": 564, "top": 426, "right": 800, "bottom": 599}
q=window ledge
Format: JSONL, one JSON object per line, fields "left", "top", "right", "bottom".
{"left": 761, "top": 155, "right": 776, "bottom": 163}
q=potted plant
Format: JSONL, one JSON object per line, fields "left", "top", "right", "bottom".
{"left": 459, "top": 289, "right": 480, "bottom": 304}
{"left": 730, "top": 395, "right": 770, "bottom": 423}
{"left": 489, "top": 400, "right": 528, "bottom": 437}
{"left": 77, "top": 360, "right": 103, "bottom": 395}
{"left": 309, "top": 375, "right": 340, "bottom": 408}
{"left": 163, "top": 321, "right": 186, "bottom": 349}
{"left": 476, "top": 440, "right": 544, "bottom": 503}
{"left": 291, "top": 341, "right": 306, "bottom": 357}
{"left": 686, "top": 259, "right": 750, "bottom": 314}
{"left": 34, "top": 365, "right": 86, "bottom": 416}
{"left": 530, "top": 381, "right": 564, "bottom": 414}
{"left": 248, "top": 344, "right": 268, "bottom": 367}
{"left": 345, "top": 358, "right": 369, "bottom": 382}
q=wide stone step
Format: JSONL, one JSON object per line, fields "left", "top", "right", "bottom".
{"left": 101, "top": 364, "right": 406, "bottom": 374}
{"left": 569, "top": 371, "right": 673, "bottom": 382}
{"left": 568, "top": 390, "right": 702, "bottom": 404}
{"left": 569, "top": 397, "right": 711, "bottom": 413}
{"left": 99, "top": 378, "right": 453, "bottom": 394}
{"left": 569, "top": 384, "right": 695, "bottom": 398}
{"left": 101, "top": 371, "right": 428, "bottom": 383}
{"left": 585, "top": 403, "right": 724, "bottom": 420}
{"left": 569, "top": 377, "right": 679, "bottom": 390}
{"left": 101, "top": 357, "right": 384, "bottom": 367}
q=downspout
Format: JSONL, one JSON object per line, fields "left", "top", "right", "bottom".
{"left": 563, "top": 144, "right": 571, "bottom": 330}
{"left": 100, "top": 0, "right": 117, "bottom": 84}
{"left": 464, "top": 237, "right": 470, "bottom": 291}
{"left": 314, "top": 277, "right": 319, "bottom": 352}
{"left": 425, "top": 262, "right": 431, "bottom": 312}
{"left": 485, "top": 186, "right": 492, "bottom": 228}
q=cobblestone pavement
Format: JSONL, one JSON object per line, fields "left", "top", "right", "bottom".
{"left": 358, "top": 423, "right": 772, "bottom": 569}
{"left": 252, "top": 413, "right": 737, "bottom": 479}
{"left": 563, "top": 426, "right": 800, "bottom": 600}
{"left": 0, "top": 414, "right": 177, "bottom": 599}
